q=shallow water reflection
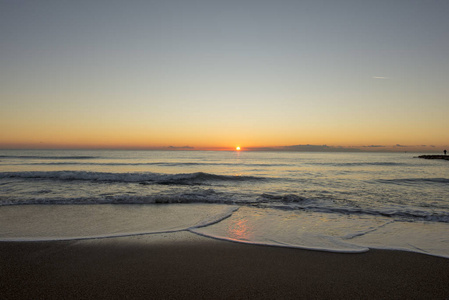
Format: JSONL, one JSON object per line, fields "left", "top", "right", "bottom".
{"left": 228, "top": 218, "right": 253, "bottom": 241}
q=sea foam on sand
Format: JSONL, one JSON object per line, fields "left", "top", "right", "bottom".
{"left": 1, "top": 204, "right": 448, "bottom": 258}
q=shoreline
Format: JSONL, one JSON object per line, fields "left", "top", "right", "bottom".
{"left": 2, "top": 232, "right": 449, "bottom": 299}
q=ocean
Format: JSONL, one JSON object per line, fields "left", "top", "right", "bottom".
{"left": 1, "top": 149, "right": 448, "bottom": 257}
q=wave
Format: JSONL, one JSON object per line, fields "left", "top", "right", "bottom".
{"left": 301, "top": 205, "right": 449, "bottom": 223}
{"left": 0, "top": 171, "right": 267, "bottom": 185}
{"left": 152, "top": 172, "right": 265, "bottom": 185}
{"left": 191, "top": 229, "right": 369, "bottom": 254}
{"left": 2, "top": 192, "right": 448, "bottom": 223}
{"left": 4, "top": 161, "right": 290, "bottom": 167}
{"left": 254, "top": 194, "right": 449, "bottom": 223}
{"left": 0, "top": 155, "right": 99, "bottom": 160}
{"left": 259, "top": 193, "right": 310, "bottom": 203}
{"left": 0, "top": 205, "right": 239, "bottom": 242}
{"left": 0, "top": 194, "right": 236, "bottom": 206}
{"left": 0, "top": 191, "right": 309, "bottom": 207}
{"left": 309, "top": 162, "right": 406, "bottom": 167}
{"left": 377, "top": 178, "right": 449, "bottom": 185}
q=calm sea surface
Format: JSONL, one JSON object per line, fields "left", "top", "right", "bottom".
{"left": 1, "top": 150, "right": 448, "bottom": 257}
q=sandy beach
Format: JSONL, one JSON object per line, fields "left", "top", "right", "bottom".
{"left": 1, "top": 232, "right": 448, "bottom": 299}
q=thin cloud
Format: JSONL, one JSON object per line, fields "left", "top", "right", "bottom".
{"left": 167, "top": 146, "right": 194, "bottom": 150}
{"left": 362, "top": 145, "right": 385, "bottom": 148}
{"left": 249, "top": 144, "right": 361, "bottom": 152}
{"left": 372, "top": 76, "right": 389, "bottom": 80}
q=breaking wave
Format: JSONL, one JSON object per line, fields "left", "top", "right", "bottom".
{"left": 377, "top": 178, "right": 449, "bottom": 185}
{"left": 1, "top": 161, "right": 290, "bottom": 167}
{"left": 0, "top": 155, "right": 99, "bottom": 160}
{"left": 309, "top": 162, "right": 407, "bottom": 167}
{"left": 2, "top": 193, "right": 448, "bottom": 223}
{"left": 0, "top": 171, "right": 267, "bottom": 185}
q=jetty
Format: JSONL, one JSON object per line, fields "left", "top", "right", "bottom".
{"left": 418, "top": 155, "right": 449, "bottom": 161}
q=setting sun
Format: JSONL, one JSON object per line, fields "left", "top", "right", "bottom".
{"left": 236, "top": 146, "right": 241, "bottom": 151}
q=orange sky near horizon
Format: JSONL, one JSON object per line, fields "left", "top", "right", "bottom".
{"left": 1, "top": 118, "right": 446, "bottom": 152}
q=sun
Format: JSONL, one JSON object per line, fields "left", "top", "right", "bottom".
{"left": 236, "top": 146, "right": 241, "bottom": 151}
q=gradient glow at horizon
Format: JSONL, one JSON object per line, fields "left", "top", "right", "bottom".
{"left": 1, "top": 0, "right": 448, "bottom": 151}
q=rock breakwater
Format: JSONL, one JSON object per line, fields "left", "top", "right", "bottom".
{"left": 418, "top": 155, "right": 449, "bottom": 161}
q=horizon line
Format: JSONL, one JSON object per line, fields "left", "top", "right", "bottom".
{"left": 0, "top": 146, "right": 445, "bottom": 153}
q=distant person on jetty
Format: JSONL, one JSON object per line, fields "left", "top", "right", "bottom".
{"left": 444, "top": 150, "right": 447, "bottom": 155}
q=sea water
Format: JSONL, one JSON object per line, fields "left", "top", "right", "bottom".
{"left": 0, "top": 150, "right": 448, "bottom": 257}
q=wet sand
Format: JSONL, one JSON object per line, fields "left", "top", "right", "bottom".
{"left": 1, "top": 232, "right": 448, "bottom": 299}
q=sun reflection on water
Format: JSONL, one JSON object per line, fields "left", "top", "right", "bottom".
{"left": 228, "top": 218, "right": 253, "bottom": 241}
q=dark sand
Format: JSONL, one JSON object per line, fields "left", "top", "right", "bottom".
{"left": 1, "top": 233, "right": 448, "bottom": 299}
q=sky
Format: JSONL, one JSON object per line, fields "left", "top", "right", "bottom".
{"left": 1, "top": 0, "right": 448, "bottom": 151}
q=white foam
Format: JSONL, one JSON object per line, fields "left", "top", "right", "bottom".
{"left": 347, "top": 220, "right": 449, "bottom": 259}
{"left": 189, "top": 206, "right": 239, "bottom": 229}
{"left": 0, "top": 204, "right": 237, "bottom": 242}
{"left": 191, "top": 207, "right": 449, "bottom": 257}
{"left": 2, "top": 203, "right": 448, "bottom": 258}
{"left": 0, "top": 171, "right": 264, "bottom": 183}
{"left": 191, "top": 230, "right": 369, "bottom": 253}
{"left": 191, "top": 207, "right": 373, "bottom": 253}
